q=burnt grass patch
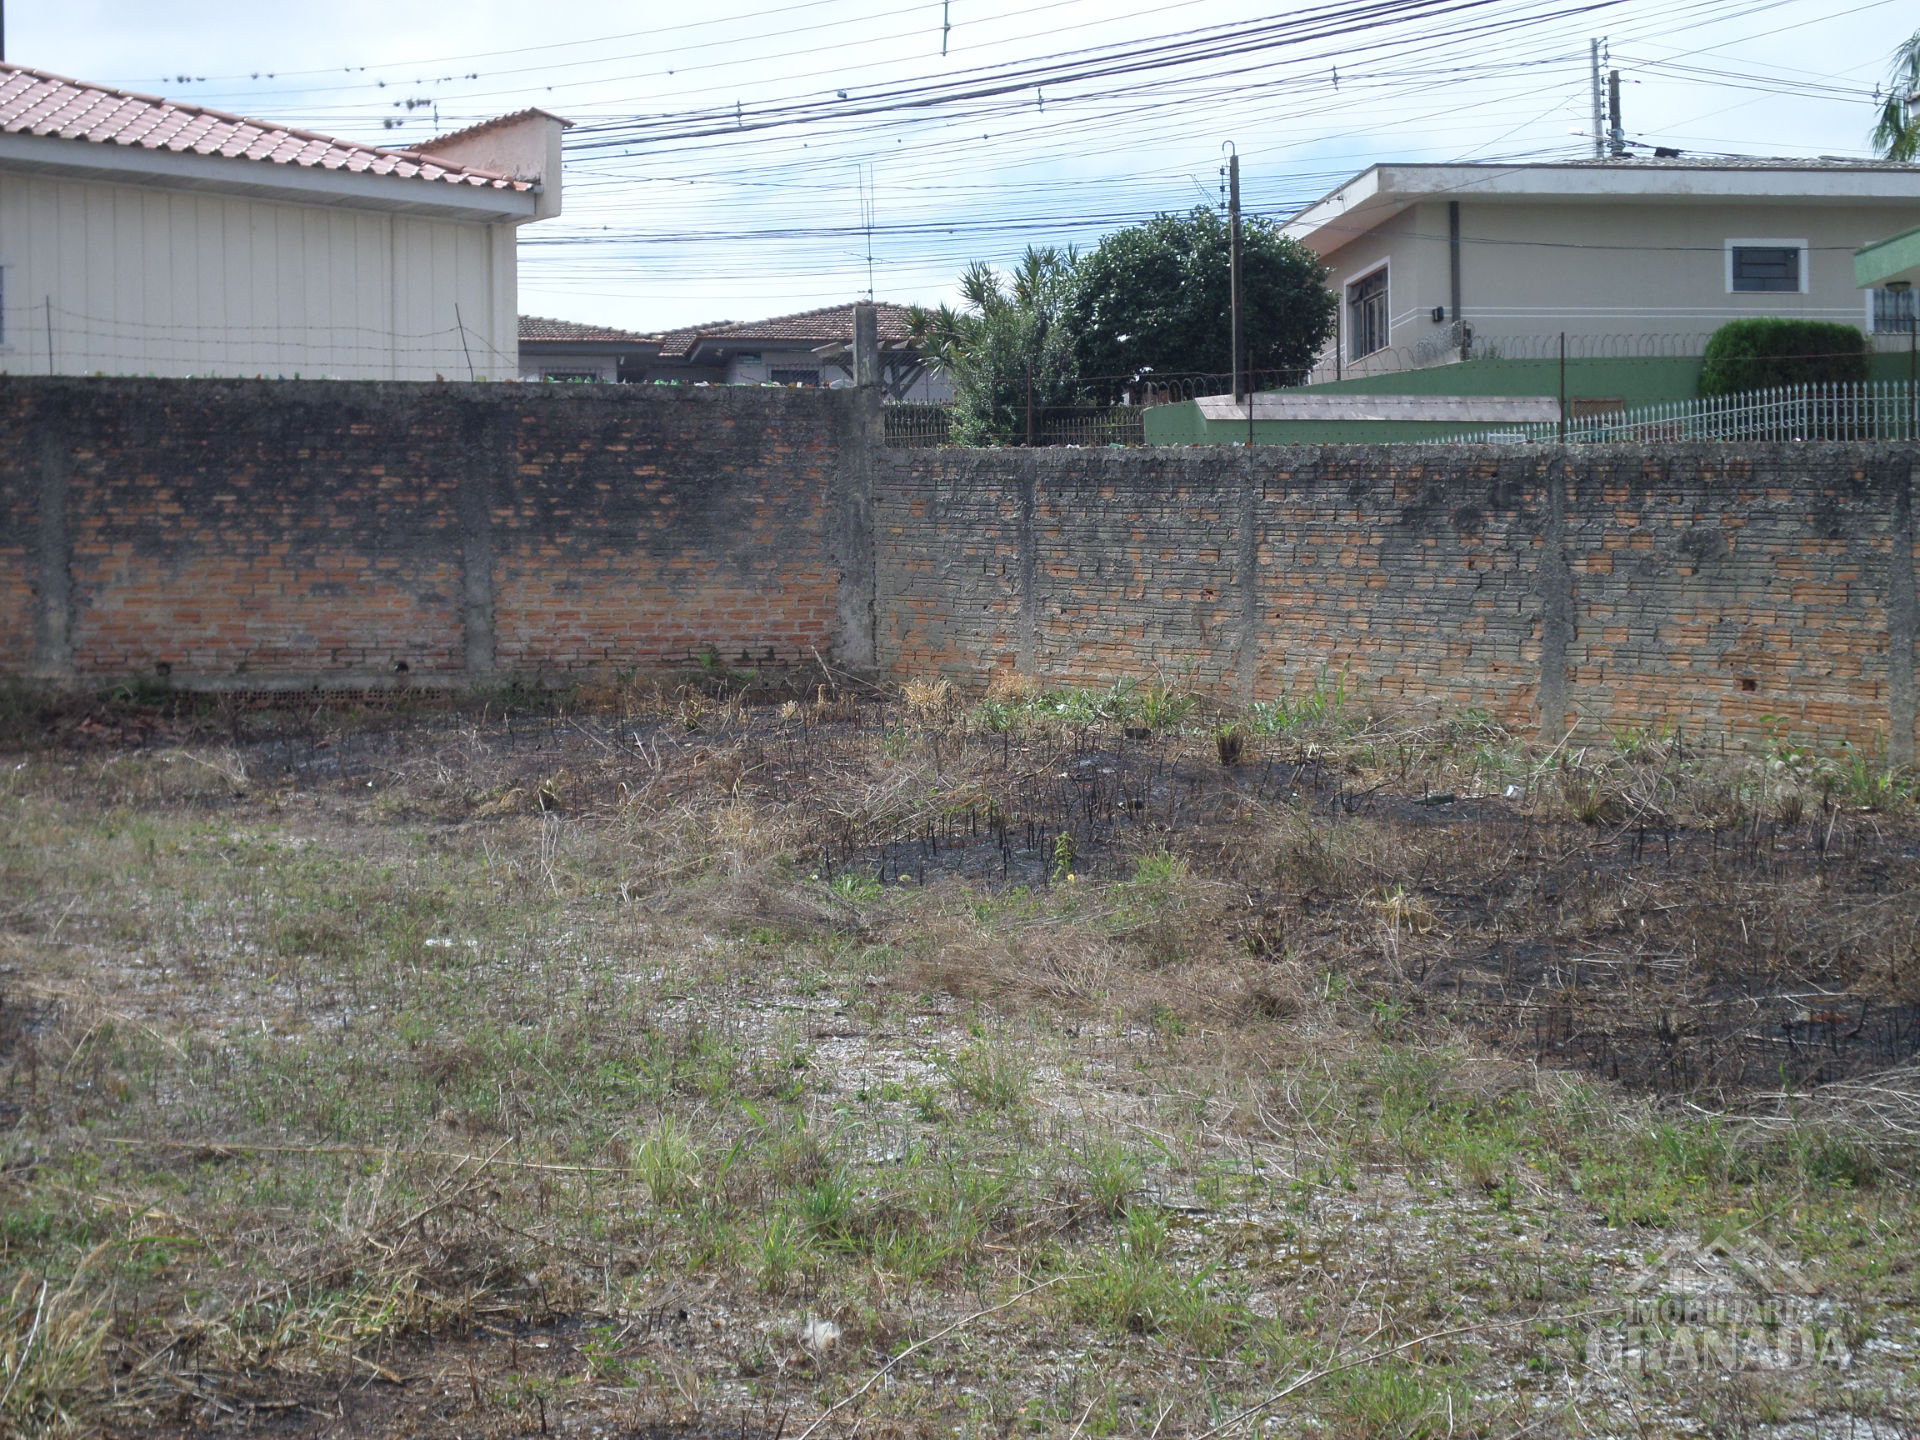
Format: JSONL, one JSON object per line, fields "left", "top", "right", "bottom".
{"left": 18, "top": 680, "right": 1920, "bottom": 1099}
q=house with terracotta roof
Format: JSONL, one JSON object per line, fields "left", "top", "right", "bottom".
{"left": 658, "top": 302, "right": 950, "bottom": 401}
{"left": 516, "top": 302, "right": 953, "bottom": 400}
{"left": 518, "top": 316, "right": 660, "bottom": 383}
{"left": 0, "top": 63, "right": 566, "bottom": 380}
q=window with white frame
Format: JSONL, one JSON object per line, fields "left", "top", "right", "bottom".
{"left": 1347, "top": 265, "right": 1389, "bottom": 360}
{"left": 1726, "top": 240, "right": 1807, "bottom": 294}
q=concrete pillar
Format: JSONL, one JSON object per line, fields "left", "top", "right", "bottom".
{"left": 1536, "top": 453, "right": 1574, "bottom": 738}
{"left": 1888, "top": 454, "right": 1917, "bottom": 767}
{"left": 31, "top": 414, "right": 73, "bottom": 680}
{"left": 828, "top": 387, "right": 881, "bottom": 673}
{"left": 1236, "top": 458, "right": 1262, "bottom": 705}
{"left": 852, "top": 303, "right": 880, "bottom": 390}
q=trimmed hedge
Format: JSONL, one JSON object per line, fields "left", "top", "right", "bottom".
{"left": 1698, "top": 318, "right": 1870, "bottom": 397}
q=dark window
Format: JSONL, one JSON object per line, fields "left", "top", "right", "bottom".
{"left": 769, "top": 368, "right": 821, "bottom": 385}
{"left": 1348, "top": 268, "right": 1389, "bottom": 359}
{"left": 1874, "top": 287, "right": 1917, "bottom": 334}
{"left": 1731, "top": 246, "right": 1800, "bottom": 293}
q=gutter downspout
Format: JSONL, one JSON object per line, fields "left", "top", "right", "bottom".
{"left": 1449, "top": 200, "right": 1466, "bottom": 361}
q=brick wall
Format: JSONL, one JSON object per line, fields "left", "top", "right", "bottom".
{"left": 0, "top": 378, "right": 875, "bottom": 689}
{"left": 874, "top": 444, "right": 1920, "bottom": 757}
{"left": 1, "top": 376, "right": 1914, "bottom": 755}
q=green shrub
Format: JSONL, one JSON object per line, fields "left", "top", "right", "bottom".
{"left": 1698, "top": 318, "right": 1869, "bottom": 396}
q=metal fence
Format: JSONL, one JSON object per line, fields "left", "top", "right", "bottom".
{"left": 882, "top": 403, "right": 1145, "bottom": 449}
{"left": 1302, "top": 329, "right": 1920, "bottom": 387}
{"left": 1441, "top": 380, "right": 1920, "bottom": 445}
{"left": 883, "top": 404, "right": 953, "bottom": 448}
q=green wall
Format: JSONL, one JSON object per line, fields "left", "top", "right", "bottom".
{"left": 1146, "top": 349, "right": 1920, "bottom": 445}
{"left": 1300, "top": 355, "right": 1703, "bottom": 402}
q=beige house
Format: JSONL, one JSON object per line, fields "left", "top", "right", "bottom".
{"left": 0, "top": 63, "right": 565, "bottom": 380}
{"left": 1284, "top": 159, "right": 1920, "bottom": 377}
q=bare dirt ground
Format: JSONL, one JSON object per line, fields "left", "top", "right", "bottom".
{"left": 2, "top": 674, "right": 1917, "bottom": 1439}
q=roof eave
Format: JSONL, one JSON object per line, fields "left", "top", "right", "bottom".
{"left": 1857, "top": 223, "right": 1920, "bottom": 289}
{"left": 1281, "top": 165, "right": 1393, "bottom": 258}
{"left": 520, "top": 337, "right": 660, "bottom": 354}
{"left": 1284, "top": 160, "right": 1920, "bottom": 257}
{"left": 0, "top": 127, "right": 538, "bottom": 221}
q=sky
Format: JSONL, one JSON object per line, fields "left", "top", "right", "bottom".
{"left": 11, "top": 0, "right": 1914, "bottom": 333}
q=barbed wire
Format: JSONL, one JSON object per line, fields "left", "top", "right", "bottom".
{"left": 2, "top": 305, "right": 1912, "bottom": 389}
{"left": 0, "top": 302, "right": 521, "bottom": 379}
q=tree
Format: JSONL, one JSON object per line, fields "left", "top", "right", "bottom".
{"left": 1872, "top": 30, "right": 1920, "bottom": 161}
{"left": 908, "top": 247, "right": 1084, "bottom": 445}
{"left": 1063, "top": 207, "right": 1337, "bottom": 399}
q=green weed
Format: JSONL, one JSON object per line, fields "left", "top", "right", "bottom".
{"left": 634, "top": 1118, "right": 704, "bottom": 1210}
{"left": 938, "top": 1039, "right": 1033, "bottom": 1112}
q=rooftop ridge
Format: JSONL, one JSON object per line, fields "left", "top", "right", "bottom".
{"left": 0, "top": 61, "right": 531, "bottom": 191}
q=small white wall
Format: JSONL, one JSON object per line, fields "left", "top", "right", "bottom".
{"left": 0, "top": 169, "right": 518, "bottom": 380}
{"left": 422, "top": 113, "right": 565, "bottom": 222}
{"left": 720, "top": 346, "right": 954, "bottom": 401}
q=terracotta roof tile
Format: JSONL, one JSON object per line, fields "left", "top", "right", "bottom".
{"left": 0, "top": 61, "right": 534, "bottom": 194}
{"left": 518, "top": 315, "right": 659, "bottom": 345}
{"left": 653, "top": 302, "right": 919, "bottom": 357}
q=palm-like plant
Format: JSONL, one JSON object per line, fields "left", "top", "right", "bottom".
{"left": 1872, "top": 30, "right": 1920, "bottom": 161}
{"left": 908, "top": 248, "right": 1085, "bottom": 445}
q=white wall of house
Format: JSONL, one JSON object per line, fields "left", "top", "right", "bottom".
{"left": 519, "top": 349, "right": 621, "bottom": 382}
{"left": 0, "top": 168, "right": 518, "bottom": 380}
{"left": 715, "top": 347, "right": 952, "bottom": 401}
{"left": 1290, "top": 164, "right": 1920, "bottom": 378}
{"left": 1320, "top": 199, "right": 1920, "bottom": 375}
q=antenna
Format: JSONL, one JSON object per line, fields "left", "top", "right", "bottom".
{"left": 860, "top": 164, "right": 876, "bottom": 301}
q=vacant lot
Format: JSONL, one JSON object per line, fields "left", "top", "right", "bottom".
{"left": 2, "top": 674, "right": 1917, "bottom": 1439}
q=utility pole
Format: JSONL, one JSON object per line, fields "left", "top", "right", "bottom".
{"left": 1589, "top": 40, "right": 1604, "bottom": 159}
{"left": 1227, "top": 145, "right": 1247, "bottom": 445}
{"left": 1608, "top": 70, "right": 1627, "bottom": 158}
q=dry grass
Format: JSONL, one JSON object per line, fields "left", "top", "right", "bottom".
{"left": 0, "top": 676, "right": 1916, "bottom": 1437}
{"left": 1, "top": 1266, "right": 109, "bottom": 1437}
